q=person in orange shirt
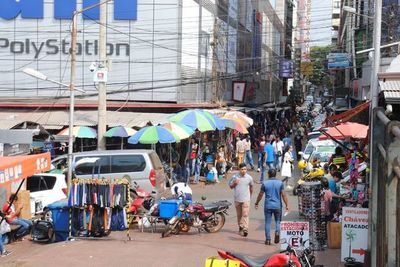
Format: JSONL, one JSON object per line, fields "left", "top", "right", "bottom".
{"left": 2, "top": 194, "right": 32, "bottom": 240}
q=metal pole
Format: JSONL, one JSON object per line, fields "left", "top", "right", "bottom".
{"left": 67, "top": 12, "right": 77, "bottom": 193}
{"left": 369, "top": 0, "right": 382, "bottom": 264}
{"left": 197, "top": 0, "right": 203, "bottom": 103}
{"left": 97, "top": 1, "right": 108, "bottom": 150}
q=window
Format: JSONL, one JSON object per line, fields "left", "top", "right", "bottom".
{"left": 74, "top": 156, "right": 111, "bottom": 176}
{"left": 27, "top": 175, "right": 56, "bottom": 192}
{"left": 334, "top": 1, "right": 340, "bottom": 8}
{"left": 111, "top": 155, "right": 146, "bottom": 173}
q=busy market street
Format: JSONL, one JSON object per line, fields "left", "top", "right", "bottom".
{"left": 1, "top": 0, "right": 400, "bottom": 266}
{"left": 0, "top": 167, "right": 342, "bottom": 267}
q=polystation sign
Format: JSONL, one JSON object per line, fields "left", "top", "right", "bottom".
{"left": 341, "top": 207, "right": 369, "bottom": 263}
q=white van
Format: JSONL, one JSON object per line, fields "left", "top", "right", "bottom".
{"left": 51, "top": 150, "right": 167, "bottom": 195}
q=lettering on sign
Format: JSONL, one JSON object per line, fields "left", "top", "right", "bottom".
{"left": 0, "top": 0, "right": 137, "bottom": 20}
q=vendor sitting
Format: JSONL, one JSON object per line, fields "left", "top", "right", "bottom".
{"left": 2, "top": 194, "right": 32, "bottom": 241}
{"left": 171, "top": 182, "right": 192, "bottom": 200}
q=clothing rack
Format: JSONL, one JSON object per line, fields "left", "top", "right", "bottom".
{"left": 67, "top": 178, "right": 130, "bottom": 238}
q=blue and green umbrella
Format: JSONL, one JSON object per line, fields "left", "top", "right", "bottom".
{"left": 104, "top": 126, "right": 137, "bottom": 149}
{"left": 127, "top": 125, "right": 180, "bottom": 144}
{"left": 169, "top": 109, "right": 216, "bottom": 132}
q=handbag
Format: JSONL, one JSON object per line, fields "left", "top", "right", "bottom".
{"left": 205, "top": 257, "right": 240, "bottom": 267}
{"left": 0, "top": 219, "right": 11, "bottom": 235}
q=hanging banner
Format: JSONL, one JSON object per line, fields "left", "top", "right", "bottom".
{"left": 341, "top": 207, "right": 369, "bottom": 263}
{"left": 327, "top": 53, "right": 353, "bottom": 69}
{"left": 280, "top": 221, "right": 310, "bottom": 250}
{"left": 232, "top": 81, "right": 246, "bottom": 102}
{"left": 279, "top": 59, "right": 294, "bottom": 78}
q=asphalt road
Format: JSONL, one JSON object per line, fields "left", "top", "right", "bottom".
{"left": 1, "top": 167, "right": 342, "bottom": 267}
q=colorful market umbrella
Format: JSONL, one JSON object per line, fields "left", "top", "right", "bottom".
{"left": 221, "top": 119, "right": 249, "bottom": 134}
{"left": 200, "top": 110, "right": 225, "bottom": 130}
{"left": 128, "top": 125, "right": 180, "bottom": 144}
{"left": 169, "top": 109, "right": 216, "bottom": 132}
{"left": 162, "top": 122, "right": 194, "bottom": 140}
{"left": 57, "top": 126, "right": 97, "bottom": 138}
{"left": 57, "top": 126, "right": 97, "bottom": 152}
{"left": 222, "top": 111, "right": 253, "bottom": 127}
{"left": 319, "top": 122, "right": 369, "bottom": 140}
{"left": 104, "top": 126, "right": 137, "bottom": 149}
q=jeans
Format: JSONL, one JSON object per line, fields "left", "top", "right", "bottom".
{"left": 245, "top": 150, "right": 254, "bottom": 168}
{"left": 260, "top": 162, "right": 275, "bottom": 182}
{"left": 274, "top": 155, "right": 282, "bottom": 171}
{"left": 0, "top": 233, "right": 4, "bottom": 254}
{"left": 11, "top": 218, "right": 32, "bottom": 239}
{"left": 264, "top": 208, "right": 282, "bottom": 241}
{"left": 257, "top": 152, "right": 263, "bottom": 169}
{"left": 193, "top": 160, "right": 201, "bottom": 183}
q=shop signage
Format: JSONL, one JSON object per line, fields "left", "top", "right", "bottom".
{"left": 0, "top": 0, "right": 137, "bottom": 20}
{"left": 280, "top": 221, "right": 310, "bottom": 250}
{"left": 279, "top": 59, "right": 293, "bottom": 78}
{"left": 327, "top": 53, "right": 353, "bottom": 69}
{"left": 341, "top": 207, "right": 369, "bottom": 263}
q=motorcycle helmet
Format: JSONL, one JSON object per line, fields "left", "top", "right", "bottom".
{"left": 298, "top": 160, "right": 307, "bottom": 170}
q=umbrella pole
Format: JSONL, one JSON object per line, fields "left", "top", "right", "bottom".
{"left": 121, "top": 137, "right": 124, "bottom": 150}
{"left": 169, "top": 143, "right": 173, "bottom": 183}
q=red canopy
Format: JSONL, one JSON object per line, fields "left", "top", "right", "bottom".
{"left": 324, "top": 101, "right": 370, "bottom": 126}
{"left": 319, "top": 122, "right": 369, "bottom": 140}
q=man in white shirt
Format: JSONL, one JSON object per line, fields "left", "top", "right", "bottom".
{"left": 272, "top": 136, "right": 284, "bottom": 172}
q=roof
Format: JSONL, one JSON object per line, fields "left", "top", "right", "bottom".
{"left": 379, "top": 80, "right": 400, "bottom": 104}
{"left": 0, "top": 110, "right": 170, "bottom": 130}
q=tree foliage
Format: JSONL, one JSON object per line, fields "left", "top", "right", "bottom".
{"left": 308, "top": 45, "right": 334, "bottom": 87}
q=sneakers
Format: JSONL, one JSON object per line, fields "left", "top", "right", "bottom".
{"left": 1, "top": 251, "right": 12, "bottom": 257}
{"left": 243, "top": 229, "right": 248, "bottom": 237}
{"left": 274, "top": 232, "right": 280, "bottom": 244}
{"left": 265, "top": 240, "right": 271, "bottom": 245}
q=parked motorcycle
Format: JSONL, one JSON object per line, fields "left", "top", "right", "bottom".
{"left": 217, "top": 237, "right": 319, "bottom": 267}
{"left": 128, "top": 181, "right": 157, "bottom": 215}
{"left": 161, "top": 197, "right": 231, "bottom": 238}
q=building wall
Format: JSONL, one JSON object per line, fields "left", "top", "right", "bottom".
{"left": 0, "top": 0, "right": 181, "bottom": 102}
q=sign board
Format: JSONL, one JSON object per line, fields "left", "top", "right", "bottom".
{"left": 341, "top": 207, "right": 369, "bottom": 263}
{"left": 232, "top": 81, "right": 246, "bottom": 102}
{"left": 279, "top": 59, "right": 294, "bottom": 78}
{"left": 280, "top": 221, "right": 310, "bottom": 250}
{"left": 328, "top": 53, "right": 353, "bottom": 69}
{"left": 94, "top": 69, "right": 108, "bottom": 83}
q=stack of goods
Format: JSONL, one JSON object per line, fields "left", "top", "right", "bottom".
{"left": 300, "top": 181, "right": 325, "bottom": 251}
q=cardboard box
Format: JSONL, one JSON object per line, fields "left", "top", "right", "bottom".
{"left": 14, "top": 190, "right": 32, "bottom": 219}
{"left": 327, "top": 222, "right": 341, "bottom": 249}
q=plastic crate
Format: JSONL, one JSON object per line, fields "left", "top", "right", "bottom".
{"left": 159, "top": 199, "right": 191, "bottom": 219}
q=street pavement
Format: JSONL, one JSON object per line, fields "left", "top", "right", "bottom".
{"left": 1, "top": 165, "right": 343, "bottom": 267}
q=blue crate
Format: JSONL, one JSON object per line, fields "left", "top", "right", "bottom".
{"left": 159, "top": 199, "right": 191, "bottom": 219}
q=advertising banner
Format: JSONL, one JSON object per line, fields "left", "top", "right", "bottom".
{"left": 341, "top": 207, "right": 369, "bottom": 263}
{"left": 232, "top": 81, "right": 246, "bottom": 102}
{"left": 280, "top": 221, "right": 310, "bottom": 250}
{"left": 327, "top": 53, "right": 353, "bottom": 69}
{"left": 279, "top": 59, "right": 294, "bottom": 78}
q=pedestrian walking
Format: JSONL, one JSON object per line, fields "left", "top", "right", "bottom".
{"left": 281, "top": 145, "right": 294, "bottom": 190}
{"left": 294, "top": 131, "right": 303, "bottom": 160}
{"left": 272, "top": 136, "right": 284, "bottom": 171}
{"left": 256, "top": 135, "right": 266, "bottom": 172}
{"left": 244, "top": 136, "right": 255, "bottom": 170}
{"left": 254, "top": 169, "right": 289, "bottom": 245}
{"left": 235, "top": 137, "right": 246, "bottom": 166}
{"left": 228, "top": 163, "right": 254, "bottom": 237}
{"left": 260, "top": 138, "right": 275, "bottom": 183}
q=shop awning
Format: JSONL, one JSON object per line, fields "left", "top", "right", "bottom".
{"left": 379, "top": 80, "right": 400, "bottom": 104}
{"left": 0, "top": 152, "right": 51, "bottom": 185}
{"left": 323, "top": 101, "right": 370, "bottom": 126}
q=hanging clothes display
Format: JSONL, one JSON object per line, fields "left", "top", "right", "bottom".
{"left": 67, "top": 179, "right": 130, "bottom": 237}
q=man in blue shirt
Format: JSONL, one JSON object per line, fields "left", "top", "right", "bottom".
{"left": 255, "top": 169, "right": 289, "bottom": 245}
{"left": 260, "top": 138, "right": 275, "bottom": 183}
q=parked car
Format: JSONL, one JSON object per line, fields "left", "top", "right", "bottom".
{"left": 51, "top": 149, "right": 167, "bottom": 197}
{"left": 26, "top": 173, "right": 67, "bottom": 216}
{"left": 301, "top": 139, "right": 336, "bottom": 161}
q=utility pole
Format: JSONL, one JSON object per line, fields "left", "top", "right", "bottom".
{"left": 197, "top": 0, "right": 203, "bottom": 102}
{"left": 97, "top": 1, "right": 107, "bottom": 150}
{"left": 212, "top": 17, "right": 218, "bottom": 103}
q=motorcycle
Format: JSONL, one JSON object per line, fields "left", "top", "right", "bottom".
{"left": 217, "top": 238, "right": 319, "bottom": 267}
{"left": 161, "top": 196, "right": 231, "bottom": 238}
{"left": 128, "top": 181, "right": 157, "bottom": 216}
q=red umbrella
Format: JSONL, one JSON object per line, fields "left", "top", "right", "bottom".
{"left": 319, "top": 122, "right": 369, "bottom": 140}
